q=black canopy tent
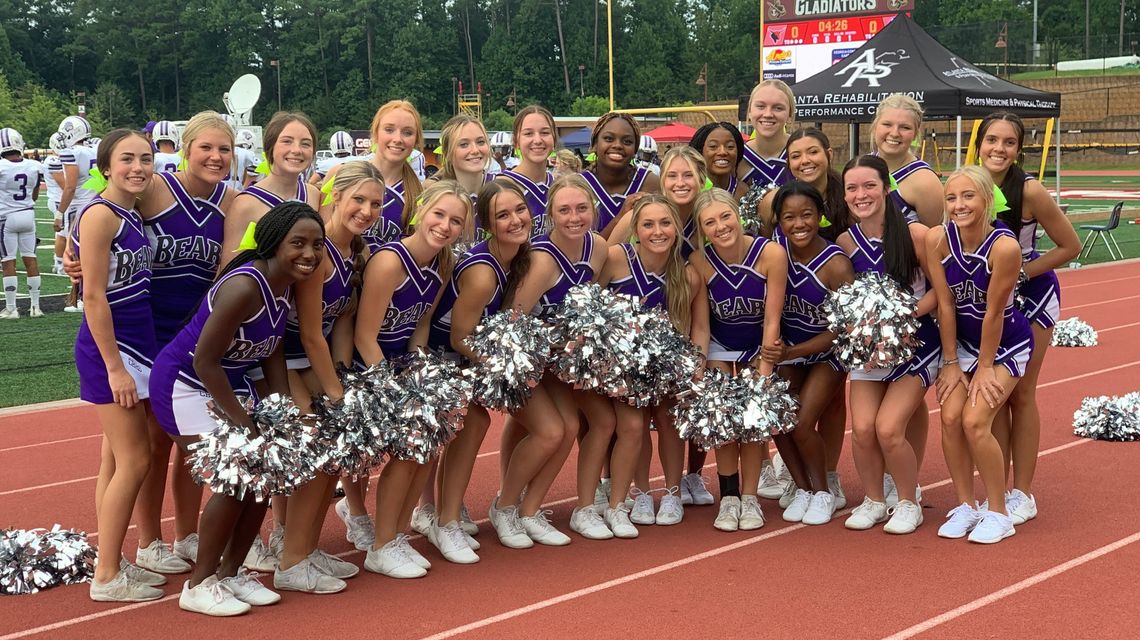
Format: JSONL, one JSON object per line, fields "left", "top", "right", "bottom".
{"left": 789, "top": 15, "right": 1062, "bottom": 181}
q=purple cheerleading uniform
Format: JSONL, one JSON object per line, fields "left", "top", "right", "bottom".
{"left": 239, "top": 176, "right": 307, "bottom": 209}
{"left": 845, "top": 223, "right": 941, "bottom": 386}
{"left": 501, "top": 169, "right": 553, "bottom": 236}
{"left": 365, "top": 180, "right": 406, "bottom": 247}
{"left": 706, "top": 236, "right": 770, "bottom": 363}
{"left": 778, "top": 235, "right": 846, "bottom": 369}
{"left": 739, "top": 146, "right": 789, "bottom": 189}
{"left": 370, "top": 241, "right": 442, "bottom": 359}
{"left": 73, "top": 199, "right": 157, "bottom": 404}
{"left": 530, "top": 232, "right": 598, "bottom": 317}
{"left": 608, "top": 243, "right": 665, "bottom": 311}
{"left": 150, "top": 264, "right": 292, "bottom": 436}
{"left": 428, "top": 240, "right": 507, "bottom": 352}
{"left": 679, "top": 216, "right": 698, "bottom": 261}
{"left": 1010, "top": 176, "right": 1061, "bottom": 329}
{"left": 144, "top": 173, "right": 227, "bottom": 345}
{"left": 281, "top": 237, "right": 357, "bottom": 368}
{"left": 942, "top": 222, "right": 1034, "bottom": 376}
{"left": 582, "top": 167, "right": 650, "bottom": 232}
{"left": 889, "top": 159, "right": 936, "bottom": 224}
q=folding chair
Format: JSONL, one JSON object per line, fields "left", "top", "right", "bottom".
{"left": 1079, "top": 202, "right": 1124, "bottom": 261}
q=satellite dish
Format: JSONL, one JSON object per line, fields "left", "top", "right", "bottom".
{"left": 223, "top": 74, "right": 261, "bottom": 125}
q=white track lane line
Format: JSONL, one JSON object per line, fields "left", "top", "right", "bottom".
{"left": 0, "top": 434, "right": 100, "bottom": 454}
{"left": 1062, "top": 293, "right": 1140, "bottom": 312}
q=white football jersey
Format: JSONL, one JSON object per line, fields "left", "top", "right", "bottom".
{"left": 43, "top": 154, "right": 65, "bottom": 204}
{"left": 154, "top": 151, "right": 181, "bottom": 174}
{"left": 0, "top": 158, "right": 44, "bottom": 217}
{"left": 228, "top": 147, "right": 259, "bottom": 191}
{"left": 315, "top": 154, "right": 355, "bottom": 179}
{"left": 59, "top": 143, "right": 99, "bottom": 211}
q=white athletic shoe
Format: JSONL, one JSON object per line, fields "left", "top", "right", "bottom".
{"left": 0, "top": 308, "right": 19, "bottom": 320}
{"left": 772, "top": 452, "right": 793, "bottom": 486}
{"left": 459, "top": 503, "right": 479, "bottom": 536}
{"left": 782, "top": 488, "right": 812, "bottom": 523}
{"left": 593, "top": 478, "right": 612, "bottom": 511}
{"left": 268, "top": 525, "right": 285, "bottom": 559}
{"left": 63, "top": 301, "right": 84, "bottom": 313}
{"left": 884, "top": 500, "right": 923, "bottom": 534}
{"left": 179, "top": 576, "right": 248, "bottom": 615}
{"left": 968, "top": 510, "right": 1016, "bottom": 544}
{"left": 1006, "top": 489, "right": 1038, "bottom": 525}
{"left": 570, "top": 505, "right": 614, "bottom": 540}
{"left": 655, "top": 487, "right": 684, "bottom": 526}
{"left": 220, "top": 568, "right": 281, "bottom": 605}
{"left": 827, "top": 471, "right": 847, "bottom": 510}
{"left": 844, "top": 497, "right": 889, "bottom": 530}
{"left": 488, "top": 497, "right": 534, "bottom": 549}
{"left": 243, "top": 537, "right": 278, "bottom": 572}
{"left": 136, "top": 539, "right": 191, "bottom": 574}
{"left": 28, "top": 306, "right": 43, "bottom": 318}
{"left": 757, "top": 463, "right": 784, "bottom": 499}
{"left": 802, "top": 491, "right": 836, "bottom": 526}
{"left": 428, "top": 520, "right": 480, "bottom": 564}
{"left": 335, "top": 497, "right": 375, "bottom": 551}
{"left": 172, "top": 534, "right": 199, "bottom": 563}
{"left": 778, "top": 480, "right": 798, "bottom": 509}
{"left": 519, "top": 510, "right": 571, "bottom": 546}
{"left": 603, "top": 505, "right": 639, "bottom": 539}
{"left": 118, "top": 559, "right": 166, "bottom": 586}
{"left": 628, "top": 488, "right": 656, "bottom": 526}
{"left": 738, "top": 495, "right": 765, "bottom": 530}
{"left": 938, "top": 503, "right": 983, "bottom": 539}
{"left": 363, "top": 539, "right": 427, "bottom": 579}
{"left": 308, "top": 549, "right": 359, "bottom": 579}
{"left": 411, "top": 503, "right": 436, "bottom": 536}
{"left": 395, "top": 534, "right": 431, "bottom": 570}
{"left": 89, "top": 569, "right": 164, "bottom": 602}
{"left": 883, "top": 474, "right": 899, "bottom": 507}
{"left": 680, "top": 473, "right": 714, "bottom": 506}
{"left": 274, "top": 558, "right": 347, "bottom": 594}
{"left": 713, "top": 496, "right": 741, "bottom": 532}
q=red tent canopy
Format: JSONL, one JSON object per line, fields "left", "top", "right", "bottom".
{"left": 644, "top": 121, "right": 697, "bottom": 143}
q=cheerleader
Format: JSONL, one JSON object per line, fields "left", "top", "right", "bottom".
{"left": 927, "top": 166, "right": 1035, "bottom": 544}
{"left": 1, "top": 128, "right": 44, "bottom": 318}
{"left": 975, "top": 112, "right": 1080, "bottom": 524}
{"left": 761, "top": 181, "right": 854, "bottom": 525}
{"left": 72, "top": 129, "right": 162, "bottom": 602}
{"left": 353, "top": 180, "right": 470, "bottom": 579}
{"left": 324, "top": 100, "right": 425, "bottom": 246}
{"left": 598, "top": 194, "right": 709, "bottom": 527}
{"left": 690, "top": 121, "right": 744, "bottom": 194}
{"left": 275, "top": 162, "right": 384, "bottom": 593}
{"left": 505, "top": 175, "right": 610, "bottom": 542}
{"left": 736, "top": 80, "right": 795, "bottom": 195}
{"left": 424, "top": 181, "right": 540, "bottom": 563}
{"left": 150, "top": 202, "right": 324, "bottom": 615}
{"left": 581, "top": 113, "right": 660, "bottom": 237}
{"left": 688, "top": 188, "right": 787, "bottom": 532}
{"left": 498, "top": 105, "right": 558, "bottom": 235}
{"left": 427, "top": 114, "right": 494, "bottom": 210}
{"left": 836, "top": 156, "right": 939, "bottom": 535}
{"left": 222, "top": 112, "right": 321, "bottom": 257}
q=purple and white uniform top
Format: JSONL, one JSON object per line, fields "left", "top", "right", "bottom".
{"left": 73, "top": 198, "right": 156, "bottom": 404}
{"left": 739, "top": 146, "right": 789, "bottom": 190}
{"left": 889, "top": 158, "right": 936, "bottom": 224}
{"left": 608, "top": 243, "right": 665, "bottom": 311}
{"left": 372, "top": 240, "right": 442, "bottom": 359}
{"left": 238, "top": 176, "right": 307, "bottom": 209}
{"left": 706, "top": 236, "right": 770, "bottom": 363}
{"left": 367, "top": 181, "right": 406, "bottom": 246}
{"left": 1010, "top": 175, "right": 1060, "bottom": 329}
{"left": 145, "top": 173, "right": 227, "bottom": 345}
{"left": 530, "top": 231, "right": 598, "bottom": 317}
{"left": 942, "top": 222, "right": 1034, "bottom": 377}
{"left": 779, "top": 236, "right": 846, "bottom": 369}
{"left": 846, "top": 223, "right": 941, "bottom": 386}
{"left": 150, "top": 264, "right": 292, "bottom": 436}
{"left": 428, "top": 240, "right": 507, "bottom": 352}
{"left": 582, "top": 167, "right": 650, "bottom": 232}
{"left": 501, "top": 169, "right": 553, "bottom": 236}
{"left": 282, "top": 237, "right": 357, "bottom": 368}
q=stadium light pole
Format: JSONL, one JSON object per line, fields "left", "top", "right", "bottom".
{"left": 270, "top": 59, "right": 281, "bottom": 111}
{"left": 578, "top": 64, "right": 585, "bottom": 97}
{"left": 606, "top": 1, "right": 615, "bottom": 110}
{"left": 759, "top": 0, "right": 766, "bottom": 80}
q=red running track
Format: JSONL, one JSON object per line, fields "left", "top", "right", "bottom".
{"left": 1, "top": 260, "right": 1139, "bottom": 640}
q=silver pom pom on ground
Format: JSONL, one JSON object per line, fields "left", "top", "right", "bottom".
{"left": 1, "top": 526, "right": 96, "bottom": 595}
{"left": 1073, "top": 392, "right": 1140, "bottom": 442}
{"left": 1051, "top": 317, "right": 1099, "bottom": 347}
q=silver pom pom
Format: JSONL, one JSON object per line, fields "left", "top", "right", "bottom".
{"left": 1073, "top": 392, "right": 1140, "bottom": 442}
{"left": 381, "top": 351, "right": 474, "bottom": 463}
{"left": 549, "top": 284, "right": 643, "bottom": 394}
{"left": 1, "top": 526, "right": 96, "bottom": 595}
{"left": 618, "top": 307, "right": 703, "bottom": 407}
{"left": 825, "top": 272, "right": 922, "bottom": 371}
{"left": 737, "top": 181, "right": 775, "bottom": 236}
{"left": 466, "top": 310, "right": 555, "bottom": 413}
{"left": 314, "top": 366, "right": 393, "bottom": 479}
{"left": 671, "top": 367, "right": 739, "bottom": 451}
{"left": 734, "top": 369, "right": 800, "bottom": 443}
{"left": 1051, "top": 317, "right": 1098, "bottom": 347}
{"left": 673, "top": 368, "right": 799, "bottom": 450}
{"left": 188, "top": 394, "right": 323, "bottom": 502}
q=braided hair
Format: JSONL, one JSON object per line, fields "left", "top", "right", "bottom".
{"left": 218, "top": 202, "right": 325, "bottom": 279}
{"left": 689, "top": 121, "right": 745, "bottom": 170}
{"left": 586, "top": 112, "right": 641, "bottom": 173}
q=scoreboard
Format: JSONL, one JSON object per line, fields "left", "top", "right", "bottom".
{"left": 762, "top": 13, "right": 901, "bottom": 84}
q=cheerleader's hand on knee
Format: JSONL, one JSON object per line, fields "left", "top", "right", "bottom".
{"left": 968, "top": 365, "right": 1002, "bottom": 409}
{"left": 935, "top": 361, "right": 964, "bottom": 405}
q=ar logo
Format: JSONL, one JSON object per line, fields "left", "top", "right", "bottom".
{"left": 835, "top": 48, "right": 910, "bottom": 88}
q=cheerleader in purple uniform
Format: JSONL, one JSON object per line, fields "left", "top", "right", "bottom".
{"left": 688, "top": 188, "right": 787, "bottom": 533}
{"left": 975, "top": 112, "right": 1080, "bottom": 525}
{"left": 598, "top": 194, "right": 709, "bottom": 528}
{"left": 498, "top": 105, "right": 558, "bottom": 236}
{"left": 73, "top": 130, "right": 164, "bottom": 603}
{"left": 222, "top": 112, "right": 321, "bottom": 257}
{"left": 421, "top": 181, "right": 539, "bottom": 563}
{"left": 927, "top": 166, "right": 1034, "bottom": 544}
{"left": 427, "top": 115, "right": 495, "bottom": 214}
{"left": 691, "top": 122, "right": 744, "bottom": 195}
{"left": 353, "top": 181, "right": 470, "bottom": 579}
{"left": 761, "top": 182, "right": 854, "bottom": 526}
{"left": 736, "top": 80, "right": 795, "bottom": 196}
{"left": 871, "top": 94, "right": 944, "bottom": 227}
{"left": 150, "top": 202, "right": 324, "bottom": 615}
{"left": 503, "top": 175, "right": 611, "bottom": 543}
{"left": 580, "top": 113, "right": 660, "bottom": 238}
{"left": 836, "top": 155, "right": 939, "bottom": 535}
{"left": 273, "top": 162, "right": 384, "bottom": 594}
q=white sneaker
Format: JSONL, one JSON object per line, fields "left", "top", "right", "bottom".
{"left": 738, "top": 495, "right": 765, "bottom": 530}
{"left": 268, "top": 525, "right": 285, "bottom": 559}
{"left": 308, "top": 549, "right": 359, "bottom": 579}
{"left": 411, "top": 504, "right": 436, "bottom": 536}
{"left": 883, "top": 474, "right": 899, "bottom": 507}
{"left": 655, "top": 487, "right": 684, "bottom": 525}
{"left": 570, "top": 505, "right": 614, "bottom": 540}
{"left": 681, "top": 473, "right": 714, "bottom": 506}
{"left": 118, "top": 559, "right": 166, "bottom": 586}
{"left": 172, "top": 534, "right": 199, "bottom": 563}
{"left": 827, "top": 471, "right": 847, "bottom": 510}
{"left": 968, "top": 510, "right": 1016, "bottom": 544}
{"left": 136, "top": 539, "right": 191, "bottom": 574}
{"left": 363, "top": 539, "right": 427, "bottom": 579}
{"left": 488, "top": 497, "right": 534, "bottom": 548}
{"left": 220, "top": 568, "right": 281, "bottom": 605}
{"left": 1006, "top": 489, "right": 1037, "bottom": 525}
{"left": 459, "top": 503, "right": 479, "bottom": 536}
{"left": 778, "top": 480, "right": 798, "bottom": 509}
{"left": 464, "top": 531, "right": 481, "bottom": 551}
{"left": 713, "top": 496, "right": 741, "bottom": 532}
{"left": 396, "top": 534, "right": 431, "bottom": 569}
{"left": 335, "top": 498, "right": 376, "bottom": 551}
{"left": 243, "top": 537, "right": 278, "bottom": 571}
{"left": 603, "top": 505, "right": 639, "bottom": 538}
{"left": 782, "top": 488, "right": 812, "bottom": 523}
{"left": 938, "top": 503, "right": 983, "bottom": 539}
{"left": 593, "top": 478, "right": 612, "bottom": 511}
{"left": 89, "top": 569, "right": 164, "bottom": 602}
{"left": 802, "top": 491, "right": 836, "bottom": 526}
{"left": 519, "top": 510, "right": 571, "bottom": 546}
{"left": 772, "top": 452, "right": 793, "bottom": 486}
{"left": 844, "top": 497, "right": 889, "bottom": 530}
{"left": 0, "top": 308, "right": 19, "bottom": 320}
{"left": 629, "top": 488, "right": 656, "bottom": 525}
{"left": 29, "top": 306, "right": 43, "bottom": 318}
{"left": 63, "top": 301, "right": 84, "bottom": 313}
{"left": 274, "top": 558, "right": 347, "bottom": 593}
{"left": 680, "top": 476, "right": 694, "bottom": 505}
{"left": 178, "top": 575, "right": 249, "bottom": 615}
{"left": 757, "top": 463, "right": 783, "bottom": 499}
{"left": 429, "top": 520, "right": 480, "bottom": 564}
{"left": 884, "top": 500, "right": 923, "bottom": 534}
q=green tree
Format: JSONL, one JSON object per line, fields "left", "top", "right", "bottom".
{"left": 569, "top": 95, "right": 609, "bottom": 116}
{"left": 483, "top": 108, "right": 513, "bottom": 132}
{"left": 86, "top": 82, "right": 137, "bottom": 130}
{"left": 11, "top": 83, "right": 67, "bottom": 147}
